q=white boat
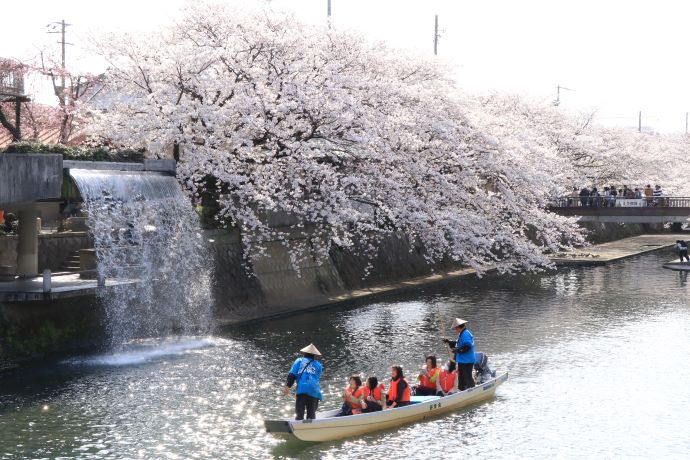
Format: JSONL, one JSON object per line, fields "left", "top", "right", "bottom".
{"left": 265, "top": 372, "right": 508, "bottom": 443}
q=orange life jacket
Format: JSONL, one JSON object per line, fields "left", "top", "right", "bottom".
{"left": 363, "top": 383, "right": 385, "bottom": 402}
{"left": 345, "top": 386, "right": 365, "bottom": 412}
{"left": 439, "top": 369, "right": 457, "bottom": 393}
{"left": 419, "top": 367, "right": 440, "bottom": 390}
{"left": 387, "top": 377, "right": 411, "bottom": 403}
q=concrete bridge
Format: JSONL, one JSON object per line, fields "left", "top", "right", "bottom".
{"left": 550, "top": 196, "right": 690, "bottom": 223}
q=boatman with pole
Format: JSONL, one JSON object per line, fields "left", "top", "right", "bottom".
{"left": 283, "top": 343, "right": 323, "bottom": 420}
{"left": 443, "top": 318, "right": 476, "bottom": 391}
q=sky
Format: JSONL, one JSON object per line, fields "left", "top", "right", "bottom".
{"left": 3, "top": 0, "right": 690, "bottom": 132}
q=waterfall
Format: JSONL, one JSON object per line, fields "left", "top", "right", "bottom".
{"left": 70, "top": 169, "right": 213, "bottom": 347}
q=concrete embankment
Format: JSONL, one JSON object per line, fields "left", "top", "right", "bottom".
{"left": 550, "top": 234, "right": 683, "bottom": 266}
{"left": 212, "top": 232, "right": 685, "bottom": 326}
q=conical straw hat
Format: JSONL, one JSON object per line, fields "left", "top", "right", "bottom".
{"left": 300, "top": 343, "right": 322, "bottom": 356}
{"left": 450, "top": 318, "right": 468, "bottom": 328}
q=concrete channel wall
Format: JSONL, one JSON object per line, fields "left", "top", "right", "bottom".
{"left": 0, "top": 295, "right": 105, "bottom": 371}
{"left": 210, "top": 220, "right": 664, "bottom": 324}
{"left": 0, "top": 154, "right": 63, "bottom": 206}
{"left": 210, "top": 228, "right": 457, "bottom": 324}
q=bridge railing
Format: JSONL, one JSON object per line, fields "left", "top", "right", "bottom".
{"left": 550, "top": 196, "right": 690, "bottom": 208}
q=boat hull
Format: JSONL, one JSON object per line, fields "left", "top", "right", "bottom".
{"left": 663, "top": 261, "right": 690, "bottom": 271}
{"left": 265, "top": 372, "right": 508, "bottom": 442}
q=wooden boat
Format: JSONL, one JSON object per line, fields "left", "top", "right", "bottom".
{"left": 662, "top": 261, "right": 690, "bottom": 271}
{"left": 265, "top": 372, "right": 508, "bottom": 442}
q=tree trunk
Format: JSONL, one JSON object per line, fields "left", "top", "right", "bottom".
{"left": 0, "top": 103, "right": 21, "bottom": 141}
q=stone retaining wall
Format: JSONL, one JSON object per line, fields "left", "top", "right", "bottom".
{"left": 579, "top": 222, "right": 664, "bottom": 244}
{"left": 0, "top": 296, "right": 105, "bottom": 371}
{"left": 0, "top": 232, "right": 91, "bottom": 272}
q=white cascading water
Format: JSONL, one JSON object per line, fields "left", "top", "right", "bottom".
{"left": 70, "top": 169, "right": 213, "bottom": 347}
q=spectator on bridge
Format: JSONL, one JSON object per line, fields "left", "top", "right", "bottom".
{"left": 676, "top": 240, "right": 689, "bottom": 263}
{"left": 623, "top": 185, "right": 635, "bottom": 198}
{"left": 603, "top": 187, "right": 612, "bottom": 207}
{"left": 579, "top": 187, "right": 590, "bottom": 207}
{"left": 634, "top": 188, "right": 642, "bottom": 199}
{"left": 653, "top": 185, "right": 663, "bottom": 206}
{"left": 569, "top": 187, "right": 579, "bottom": 207}
{"left": 609, "top": 186, "right": 618, "bottom": 207}
{"left": 590, "top": 187, "right": 600, "bottom": 207}
{"left": 644, "top": 184, "right": 654, "bottom": 206}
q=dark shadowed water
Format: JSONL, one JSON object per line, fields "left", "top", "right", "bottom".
{"left": 1, "top": 250, "right": 689, "bottom": 459}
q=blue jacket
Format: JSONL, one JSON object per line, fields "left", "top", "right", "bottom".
{"left": 454, "top": 328, "right": 476, "bottom": 364}
{"left": 289, "top": 357, "right": 323, "bottom": 400}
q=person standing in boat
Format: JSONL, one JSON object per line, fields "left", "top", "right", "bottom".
{"left": 282, "top": 343, "right": 323, "bottom": 420}
{"left": 386, "top": 365, "right": 411, "bottom": 408}
{"left": 415, "top": 355, "right": 441, "bottom": 396}
{"left": 676, "top": 240, "right": 689, "bottom": 262}
{"left": 443, "top": 318, "right": 476, "bottom": 391}
{"left": 361, "top": 376, "right": 387, "bottom": 412}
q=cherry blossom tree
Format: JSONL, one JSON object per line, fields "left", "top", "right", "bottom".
{"left": 92, "top": 2, "right": 586, "bottom": 274}
{"left": 0, "top": 56, "right": 96, "bottom": 144}
{"left": 0, "top": 59, "right": 59, "bottom": 141}
{"left": 38, "top": 50, "right": 100, "bottom": 144}
{"left": 463, "top": 93, "right": 690, "bottom": 196}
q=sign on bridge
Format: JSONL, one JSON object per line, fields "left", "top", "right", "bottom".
{"left": 616, "top": 199, "right": 645, "bottom": 207}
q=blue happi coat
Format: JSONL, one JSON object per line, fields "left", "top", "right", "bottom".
{"left": 289, "top": 356, "right": 323, "bottom": 400}
{"left": 455, "top": 328, "right": 476, "bottom": 364}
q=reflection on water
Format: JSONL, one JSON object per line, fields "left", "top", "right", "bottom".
{"left": 1, "top": 250, "right": 689, "bottom": 459}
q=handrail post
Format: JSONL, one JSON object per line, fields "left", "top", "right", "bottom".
{"left": 42, "top": 269, "right": 51, "bottom": 293}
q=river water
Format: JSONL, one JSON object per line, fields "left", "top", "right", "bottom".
{"left": 1, "top": 250, "right": 689, "bottom": 459}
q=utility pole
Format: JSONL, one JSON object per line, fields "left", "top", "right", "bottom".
{"left": 685, "top": 112, "right": 688, "bottom": 135}
{"left": 553, "top": 85, "right": 573, "bottom": 106}
{"left": 60, "top": 19, "right": 66, "bottom": 92}
{"left": 47, "top": 19, "right": 71, "bottom": 98}
{"left": 638, "top": 111, "right": 642, "bottom": 132}
{"left": 47, "top": 19, "right": 72, "bottom": 143}
{"left": 434, "top": 15, "right": 439, "bottom": 56}
{"left": 327, "top": 0, "right": 331, "bottom": 28}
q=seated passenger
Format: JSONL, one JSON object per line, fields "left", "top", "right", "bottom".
{"left": 361, "top": 376, "right": 386, "bottom": 412}
{"left": 474, "top": 352, "right": 496, "bottom": 384}
{"left": 439, "top": 360, "right": 458, "bottom": 395}
{"left": 336, "top": 375, "right": 364, "bottom": 416}
{"left": 386, "top": 365, "right": 411, "bottom": 409}
{"left": 415, "top": 355, "right": 441, "bottom": 396}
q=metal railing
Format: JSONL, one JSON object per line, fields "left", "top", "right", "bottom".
{"left": 0, "top": 69, "right": 25, "bottom": 97}
{"left": 550, "top": 196, "right": 690, "bottom": 208}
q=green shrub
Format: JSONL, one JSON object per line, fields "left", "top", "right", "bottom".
{"left": 1, "top": 142, "right": 144, "bottom": 162}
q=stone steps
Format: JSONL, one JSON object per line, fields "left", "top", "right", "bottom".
{"left": 60, "top": 250, "right": 83, "bottom": 272}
